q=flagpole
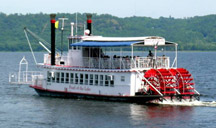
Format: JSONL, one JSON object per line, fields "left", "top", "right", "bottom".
{"left": 58, "top": 17, "right": 68, "bottom": 56}
{"left": 154, "top": 42, "right": 158, "bottom": 68}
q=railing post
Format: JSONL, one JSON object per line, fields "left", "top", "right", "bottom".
{"left": 167, "top": 57, "right": 170, "bottom": 68}
{"left": 119, "top": 57, "right": 122, "bottom": 69}
{"left": 88, "top": 57, "right": 90, "bottom": 68}
{"left": 109, "top": 57, "right": 111, "bottom": 69}
{"left": 99, "top": 58, "right": 101, "bottom": 69}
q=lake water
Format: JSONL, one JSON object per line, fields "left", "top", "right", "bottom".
{"left": 1, "top": 52, "right": 216, "bottom": 128}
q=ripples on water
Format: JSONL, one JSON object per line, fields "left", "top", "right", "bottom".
{"left": 1, "top": 52, "right": 216, "bottom": 128}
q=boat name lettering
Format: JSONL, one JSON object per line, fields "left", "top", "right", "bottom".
{"left": 69, "top": 85, "right": 91, "bottom": 91}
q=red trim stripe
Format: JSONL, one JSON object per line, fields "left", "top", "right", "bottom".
{"left": 51, "top": 20, "right": 56, "bottom": 23}
{"left": 87, "top": 19, "right": 92, "bottom": 23}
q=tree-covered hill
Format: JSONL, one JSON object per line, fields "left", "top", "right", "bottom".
{"left": 0, "top": 12, "right": 216, "bottom": 51}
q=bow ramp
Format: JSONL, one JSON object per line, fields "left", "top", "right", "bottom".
{"left": 142, "top": 68, "right": 200, "bottom": 102}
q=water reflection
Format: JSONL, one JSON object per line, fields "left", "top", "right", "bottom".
{"left": 129, "top": 104, "right": 193, "bottom": 126}
{"left": 31, "top": 97, "right": 195, "bottom": 127}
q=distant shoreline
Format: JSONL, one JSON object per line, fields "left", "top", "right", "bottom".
{"left": 1, "top": 13, "right": 216, "bottom": 51}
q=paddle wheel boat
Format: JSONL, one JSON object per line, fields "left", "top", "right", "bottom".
{"left": 9, "top": 14, "right": 200, "bottom": 103}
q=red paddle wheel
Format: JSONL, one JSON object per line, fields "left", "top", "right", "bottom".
{"left": 143, "top": 68, "right": 196, "bottom": 97}
{"left": 169, "top": 68, "right": 195, "bottom": 95}
{"left": 143, "top": 69, "right": 178, "bottom": 95}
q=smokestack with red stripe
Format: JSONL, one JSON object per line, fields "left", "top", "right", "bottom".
{"left": 86, "top": 14, "right": 92, "bottom": 36}
{"left": 50, "top": 14, "right": 56, "bottom": 65}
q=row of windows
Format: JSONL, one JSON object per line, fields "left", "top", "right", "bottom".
{"left": 47, "top": 72, "right": 115, "bottom": 87}
{"left": 71, "top": 46, "right": 81, "bottom": 50}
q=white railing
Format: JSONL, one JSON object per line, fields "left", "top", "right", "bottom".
{"left": 83, "top": 57, "right": 134, "bottom": 69}
{"left": 44, "top": 54, "right": 170, "bottom": 69}
{"left": 32, "top": 75, "right": 44, "bottom": 87}
{"left": 9, "top": 71, "right": 43, "bottom": 85}
{"left": 44, "top": 54, "right": 69, "bottom": 65}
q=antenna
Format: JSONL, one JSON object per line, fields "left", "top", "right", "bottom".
{"left": 83, "top": 22, "right": 85, "bottom": 36}
{"left": 76, "top": 12, "right": 78, "bottom": 36}
{"left": 71, "top": 22, "right": 74, "bottom": 37}
{"left": 58, "top": 17, "right": 68, "bottom": 56}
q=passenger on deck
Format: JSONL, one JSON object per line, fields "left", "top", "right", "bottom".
{"left": 147, "top": 50, "right": 154, "bottom": 67}
{"left": 147, "top": 50, "right": 154, "bottom": 57}
{"left": 162, "top": 55, "right": 166, "bottom": 67}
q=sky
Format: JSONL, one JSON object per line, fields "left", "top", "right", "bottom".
{"left": 0, "top": 0, "right": 216, "bottom": 18}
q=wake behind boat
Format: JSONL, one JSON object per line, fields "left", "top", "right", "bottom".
{"left": 9, "top": 14, "right": 200, "bottom": 103}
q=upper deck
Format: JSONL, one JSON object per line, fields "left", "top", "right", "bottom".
{"left": 42, "top": 36, "right": 177, "bottom": 70}
{"left": 43, "top": 55, "right": 170, "bottom": 70}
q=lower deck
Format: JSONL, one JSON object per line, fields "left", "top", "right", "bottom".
{"left": 33, "top": 68, "right": 141, "bottom": 96}
{"left": 9, "top": 63, "right": 200, "bottom": 102}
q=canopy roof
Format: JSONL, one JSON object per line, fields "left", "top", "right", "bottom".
{"left": 71, "top": 41, "right": 140, "bottom": 47}
{"left": 70, "top": 36, "right": 176, "bottom": 47}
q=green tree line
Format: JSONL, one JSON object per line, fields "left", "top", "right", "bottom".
{"left": 0, "top": 12, "right": 216, "bottom": 51}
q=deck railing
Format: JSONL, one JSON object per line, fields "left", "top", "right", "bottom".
{"left": 32, "top": 75, "right": 44, "bottom": 87}
{"left": 81, "top": 57, "right": 169, "bottom": 69}
{"left": 9, "top": 71, "right": 43, "bottom": 85}
{"left": 44, "top": 54, "right": 169, "bottom": 69}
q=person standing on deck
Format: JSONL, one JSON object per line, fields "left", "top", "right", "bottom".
{"left": 147, "top": 50, "right": 154, "bottom": 67}
{"left": 148, "top": 50, "right": 154, "bottom": 57}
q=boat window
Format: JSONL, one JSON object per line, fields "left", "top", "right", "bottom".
{"left": 56, "top": 72, "right": 60, "bottom": 83}
{"left": 85, "top": 74, "right": 88, "bottom": 85}
{"left": 65, "top": 73, "right": 69, "bottom": 83}
{"left": 61, "top": 72, "right": 65, "bottom": 83}
{"left": 105, "top": 75, "right": 109, "bottom": 86}
{"left": 110, "top": 76, "right": 114, "bottom": 87}
{"left": 70, "top": 73, "right": 74, "bottom": 84}
{"left": 75, "top": 73, "right": 79, "bottom": 84}
{"left": 52, "top": 72, "right": 55, "bottom": 82}
{"left": 80, "top": 74, "right": 83, "bottom": 85}
{"left": 90, "top": 74, "right": 93, "bottom": 85}
{"left": 47, "top": 71, "right": 51, "bottom": 82}
{"left": 100, "top": 75, "right": 104, "bottom": 86}
{"left": 121, "top": 76, "right": 125, "bottom": 82}
{"left": 95, "top": 74, "right": 98, "bottom": 86}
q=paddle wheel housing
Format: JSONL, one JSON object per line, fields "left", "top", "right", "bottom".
{"left": 142, "top": 68, "right": 198, "bottom": 100}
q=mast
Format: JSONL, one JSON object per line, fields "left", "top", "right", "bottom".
{"left": 58, "top": 17, "right": 68, "bottom": 55}
{"left": 71, "top": 22, "right": 74, "bottom": 37}
{"left": 76, "top": 12, "right": 78, "bottom": 36}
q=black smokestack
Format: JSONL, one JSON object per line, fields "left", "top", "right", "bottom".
{"left": 50, "top": 14, "right": 56, "bottom": 65}
{"left": 86, "top": 14, "right": 92, "bottom": 36}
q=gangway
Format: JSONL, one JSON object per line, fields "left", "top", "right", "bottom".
{"left": 9, "top": 57, "right": 43, "bottom": 85}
